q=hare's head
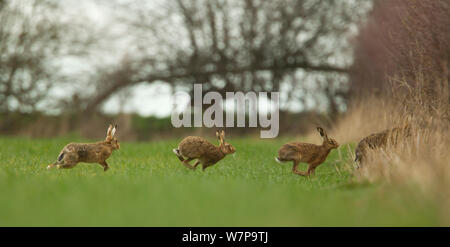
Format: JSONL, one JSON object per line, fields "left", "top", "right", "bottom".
{"left": 105, "top": 124, "right": 120, "bottom": 150}
{"left": 317, "top": 127, "right": 339, "bottom": 149}
{"left": 216, "top": 130, "right": 236, "bottom": 155}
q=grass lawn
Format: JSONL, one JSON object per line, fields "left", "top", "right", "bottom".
{"left": 0, "top": 136, "right": 441, "bottom": 226}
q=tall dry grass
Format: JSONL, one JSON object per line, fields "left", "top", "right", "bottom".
{"left": 331, "top": 69, "right": 449, "bottom": 223}
{"left": 331, "top": 0, "right": 449, "bottom": 224}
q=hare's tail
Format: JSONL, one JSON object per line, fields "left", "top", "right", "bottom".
{"left": 275, "top": 157, "right": 287, "bottom": 163}
{"left": 173, "top": 148, "right": 184, "bottom": 161}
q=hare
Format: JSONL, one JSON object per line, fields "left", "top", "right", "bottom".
{"left": 47, "top": 124, "right": 120, "bottom": 171}
{"left": 275, "top": 127, "right": 339, "bottom": 176}
{"left": 354, "top": 123, "right": 412, "bottom": 166}
{"left": 173, "top": 130, "right": 235, "bottom": 171}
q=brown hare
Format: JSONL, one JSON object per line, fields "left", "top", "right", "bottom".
{"left": 47, "top": 124, "right": 120, "bottom": 171}
{"left": 354, "top": 123, "right": 411, "bottom": 166}
{"left": 275, "top": 127, "right": 339, "bottom": 176}
{"left": 173, "top": 130, "right": 235, "bottom": 171}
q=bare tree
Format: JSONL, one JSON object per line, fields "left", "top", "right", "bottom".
{"left": 0, "top": 0, "right": 98, "bottom": 114}
{"left": 83, "top": 0, "right": 371, "bottom": 115}
{"left": 0, "top": 1, "right": 59, "bottom": 112}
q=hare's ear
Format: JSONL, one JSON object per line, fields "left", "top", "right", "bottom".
{"left": 217, "top": 130, "right": 225, "bottom": 144}
{"left": 216, "top": 130, "right": 220, "bottom": 138}
{"left": 317, "top": 127, "right": 327, "bottom": 138}
{"left": 106, "top": 124, "right": 113, "bottom": 137}
{"left": 111, "top": 124, "right": 117, "bottom": 137}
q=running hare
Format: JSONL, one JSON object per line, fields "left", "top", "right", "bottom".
{"left": 47, "top": 124, "right": 120, "bottom": 171}
{"left": 275, "top": 127, "right": 339, "bottom": 176}
{"left": 355, "top": 123, "right": 411, "bottom": 166}
{"left": 173, "top": 130, "right": 235, "bottom": 171}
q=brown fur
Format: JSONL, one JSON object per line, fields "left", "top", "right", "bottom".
{"left": 355, "top": 123, "right": 412, "bottom": 166}
{"left": 276, "top": 127, "right": 339, "bottom": 176}
{"left": 173, "top": 130, "right": 236, "bottom": 170}
{"left": 47, "top": 124, "right": 120, "bottom": 171}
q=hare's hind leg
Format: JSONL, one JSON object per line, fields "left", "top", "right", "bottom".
{"left": 181, "top": 158, "right": 196, "bottom": 169}
{"left": 193, "top": 161, "right": 200, "bottom": 169}
{"left": 99, "top": 161, "right": 110, "bottom": 172}
{"left": 292, "top": 160, "right": 307, "bottom": 176}
{"left": 47, "top": 152, "right": 66, "bottom": 169}
{"left": 56, "top": 153, "right": 78, "bottom": 169}
{"left": 174, "top": 149, "right": 196, "bottom": 169}
{"left": 47, "top": 162, "right": 59, "bottom": 169}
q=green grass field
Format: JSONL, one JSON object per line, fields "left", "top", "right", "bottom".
{"left": 0, "top": 136, "right": 441, "bottom": 226}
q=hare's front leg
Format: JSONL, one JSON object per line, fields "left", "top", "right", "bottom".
{"left": 292, "top": 160, "right": 307, "bottom": 176}
{"left": 47, "top": 162, "right": 59, "bottom": 169}
{"left": 58, "top": 162, "right": 78, "bottom": 169}
{"left": 202, "top": 162, "right": 215, "bottom": 171}
{"left": 306, "top": 164, "right": 316, "bottom": 176}
{"left": 99, "top": 161, "right": 110, "bottom": 172}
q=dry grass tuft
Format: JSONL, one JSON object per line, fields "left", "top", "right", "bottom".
{"left": 332, "top": 71, "right": 449, "bottom": 223}
{"left": 331, "top": 0, "right": 449, "bottom": 222}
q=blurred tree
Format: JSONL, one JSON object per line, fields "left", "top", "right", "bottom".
{"left": 0, "top": 0, "right": 97, "bottom": 114}
{"left": 0, "top": 0, "right": 61, "bottom": 113}
{"left": 83, "top": 0, "right": 371, "bottom": 116}
{"left": 349, "top": 0, "right": 450, "bottom": 98}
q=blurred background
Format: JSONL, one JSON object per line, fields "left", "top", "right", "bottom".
{"left": 0, "top": 0, "right": 447, "bottom": 141}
